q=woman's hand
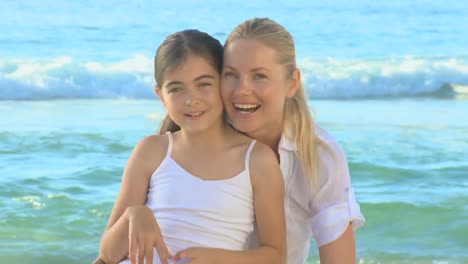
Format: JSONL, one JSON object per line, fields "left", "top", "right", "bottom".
{"left": 172, "top": 247, "right": 220, "bottom": 264}
{"left": 127, "top": 205, "right": 172, "bottom": 264}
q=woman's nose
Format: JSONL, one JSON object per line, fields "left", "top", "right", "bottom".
{"left": 237, "top": 77, "right": 253, "bottom": 96}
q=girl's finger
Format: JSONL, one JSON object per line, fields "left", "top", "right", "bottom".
{"left": 129, "top": 231, "right": 137, "bottom": 264}
{"left": 145, "top": 240, "right": 154, "bottom": 264}
{"left": 137, "top": 236, "right": 145, "bottom": 264}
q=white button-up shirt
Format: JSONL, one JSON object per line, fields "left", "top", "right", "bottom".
{"left": 278, "top": 124, "right": 365, "bottom": 264}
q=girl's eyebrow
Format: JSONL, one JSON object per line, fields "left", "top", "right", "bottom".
{"left": 193, "top": 74, "right": 215, "bottom": 82}
{"left": 165, "top": 81, "right": 183, "bottom": 87}
{"left": 165, "top": 74, "right": 214, "bottom": 87}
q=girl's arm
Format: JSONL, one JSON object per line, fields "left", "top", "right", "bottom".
{"left": 98, "top": 136, "right": 170, "bottom": 264}
{"left": 244, "top": 142, "right": 286, "bottom": 263}
{"left": 174, "top": 143, "right": 286, "bottom": 264}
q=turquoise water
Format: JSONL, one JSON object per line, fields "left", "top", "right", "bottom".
{"left": 1, "top": 0, "right": 468, "bottom": 263}
{"left": 1, "top": 99, "right": 467, "bottom": 263}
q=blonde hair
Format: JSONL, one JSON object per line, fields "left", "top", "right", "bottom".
{"left": 225, "top": 18, "right": 318, "bottom": 188}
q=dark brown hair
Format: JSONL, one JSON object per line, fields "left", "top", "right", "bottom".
{"left": 155, "top": 29, "right": 223, "bottom": 134}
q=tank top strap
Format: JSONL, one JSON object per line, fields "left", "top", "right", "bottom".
{"left": 165, "top": 131, "right": 173, "bottom": 158}
{"left": 244, "top": 140, "right": 257, "bottom": 172}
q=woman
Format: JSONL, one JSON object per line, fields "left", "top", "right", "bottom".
{"left": 174, "top": 18, "right": 365, "bottom": 264}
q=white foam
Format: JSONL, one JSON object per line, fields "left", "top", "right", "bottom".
{"left": 1, "top": 55, "right": 467, "bottom": 100}
{"left": 0, "top": 55, "right": 154, "bottom": 100}
{"left": 300, "top": 56, "right": 468, "bottom": 98}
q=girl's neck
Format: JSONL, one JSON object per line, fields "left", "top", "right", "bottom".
{"left": 177, "top": 121, "right": 233, "bottom": 151}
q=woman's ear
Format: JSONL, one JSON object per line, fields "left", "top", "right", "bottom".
{"left": 286, "top": 69, "right": 301, "bottom": 98}
{"left": 154, "top": 86, "right": 165, "bottom": 106}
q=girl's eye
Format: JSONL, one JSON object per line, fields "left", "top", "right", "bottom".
{"left": 253, "top": 73, "right": 267, "bottom": 80}
{"left": 169, "top": 87, "right": 182, "bottom": 93}
{"left": 198, "top": 82, "right": 212, "bottom": 88}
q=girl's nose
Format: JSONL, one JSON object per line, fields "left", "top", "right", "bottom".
{"left": 184, "top": 90, "right": 200, "bottom": 106}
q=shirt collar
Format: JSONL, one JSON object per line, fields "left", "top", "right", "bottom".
{"left": 279, "top": 133, "right": 297, "bottom": 152}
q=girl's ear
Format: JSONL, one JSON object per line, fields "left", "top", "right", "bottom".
{"left": 154, "top": 86, "right": 165, "bottom": 106}
{"left": 286, "top": 69, "right": 300, "bottom": 98}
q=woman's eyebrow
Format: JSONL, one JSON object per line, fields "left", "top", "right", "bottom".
{"left": 223, "top": 65, "right": 271, "bottom": 73}
{"left": 251, "top": 67, "right": 272, "bottom": 73}
{"left": 223, "top": 65, "right": 236, "bottom": 70}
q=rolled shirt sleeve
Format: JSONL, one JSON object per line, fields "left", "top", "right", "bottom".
{"left": 309, "top": 138, "right": 365, "bottom": 247}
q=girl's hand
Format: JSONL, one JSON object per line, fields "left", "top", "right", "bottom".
{"left": 127, "top": 206, "right": 172, "bottom": 264}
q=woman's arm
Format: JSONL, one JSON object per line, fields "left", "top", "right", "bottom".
{"left": 173, "top": 143, "right": 286, "bottom": 264}
{"left": 311, "top": 136, "right": 364, "bottom": 264}
{"left": 98, "top": 136, "right": 167, "bottom": 263}
{"left": 319, "top": 223, "right": 356, "bottom": 264}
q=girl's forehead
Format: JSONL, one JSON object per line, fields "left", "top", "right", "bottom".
{"left": 162, "top": 56, "right": 218, "bottom": 83}
{"left": 170, "top": 55, "right": 213, "bottom": 71}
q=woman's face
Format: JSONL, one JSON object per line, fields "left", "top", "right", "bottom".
{"left": 221, "top": 38, "right": 297, "bottom": 138}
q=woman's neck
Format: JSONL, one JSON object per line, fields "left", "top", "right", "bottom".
{"left": 247, "top": 125, "right": 282, "bottom": 160}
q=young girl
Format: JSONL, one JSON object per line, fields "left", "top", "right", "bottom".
{"left": 172, "top": 18, "right": 365, "bottom": 264}
{"left": 96, "top": 30, "right": 286, "bottom": 264}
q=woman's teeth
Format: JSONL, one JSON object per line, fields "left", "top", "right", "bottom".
{"left": 234, "top": 104, "right": 260, "bottom": 113}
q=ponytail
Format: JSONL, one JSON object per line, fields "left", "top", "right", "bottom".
{"left": 157, "top": 115, "right": 181, "bottom": 135}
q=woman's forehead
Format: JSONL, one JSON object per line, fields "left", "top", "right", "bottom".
{"left": 225, "top": 39, "right": 279, "bottom": 63}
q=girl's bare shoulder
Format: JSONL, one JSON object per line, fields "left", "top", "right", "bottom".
{"left": 130, "top": 134, "right": 170, "bottom": 171}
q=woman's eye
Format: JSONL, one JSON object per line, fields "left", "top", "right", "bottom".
{"left": 253, "top": 73, "right": 267, "bottom": 80}
{"left": 223, "top": 71, "right": 236, "bottom": 78}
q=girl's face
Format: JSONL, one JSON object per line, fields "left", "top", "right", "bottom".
{"left": 221, "top": 39, "right": 298, "bottom": 138}
{"left": 156, "top": 54, "right": 223, "bottom": 134}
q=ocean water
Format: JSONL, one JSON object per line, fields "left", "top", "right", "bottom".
{"left": 1, "top": 0, "right": 467, "bottom": 263}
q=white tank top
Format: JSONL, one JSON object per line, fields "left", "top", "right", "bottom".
{"left": 145, "top": 132, "right": 256, "bottom": 255}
